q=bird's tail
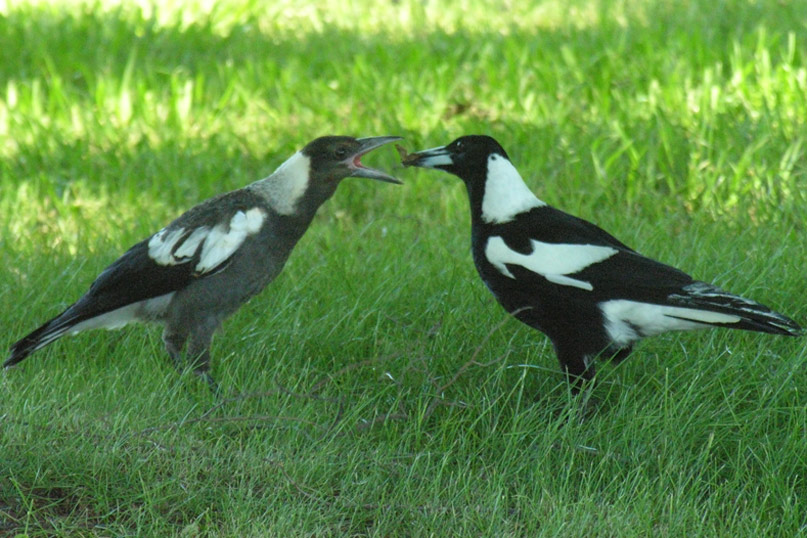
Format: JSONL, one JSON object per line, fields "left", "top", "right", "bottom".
{"left": 5, "top": 309, "right": 81, "bottom": 368}
{"left": 669, "top": 281, "right": 803, "bottom": 336}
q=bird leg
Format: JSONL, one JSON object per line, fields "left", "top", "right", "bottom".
{"left": 186, "top": 322, "right": 220, "bottom": 395}
{"left": 556, "top": 348, "right": 596, "bottom": 394}
{"left": 162, "top": 329, "right": 189, "bottom": 371}
{"left": 163, "top": 326, "right": 219, "bottom": 394}
{"left": 556, "top": 357, "right": 598, "bottom": 420}
{"left": 190, "top": 352, "right": 220, "bottom": 395}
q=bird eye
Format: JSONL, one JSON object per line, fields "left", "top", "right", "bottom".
{"left": 335, "top": 147, "right": 348, "bottom": 159}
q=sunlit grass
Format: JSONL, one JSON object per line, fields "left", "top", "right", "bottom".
{"left": 1, "top": 0, "right": 806, "bottom": 535}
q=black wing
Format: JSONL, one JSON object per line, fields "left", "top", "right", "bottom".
{"left": 82, "top": 188, "right": 269, "bottom": 314}
{"left": 5, "top": 190, "right": 269, "bottom": 366}
{"left": 494, "top": 205, "right": 636, "bottom": 254}
{"left": 490, "top": 206, "right": 801, "bottom": 335}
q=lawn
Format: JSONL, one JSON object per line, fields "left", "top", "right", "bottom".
{"left": 1, "top": 0, "right": 806, "bottom": 535}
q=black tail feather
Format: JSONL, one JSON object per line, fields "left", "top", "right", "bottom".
{"left": 670, "top": 281, "right": 803, "bottom": 337}
{"left": 5, "top": 311, "right": 80, "bottom": 368}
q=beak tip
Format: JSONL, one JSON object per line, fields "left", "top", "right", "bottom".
{"left": 351, "top": 136, "right": 406, "bottom": 184}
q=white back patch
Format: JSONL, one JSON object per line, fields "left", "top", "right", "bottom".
{"left": 257, "top": 151, "right": 312, "bottom": 215}
{"left": 481, "top": 154, "right": 545, "bottom": 223}
{"left": 485, "top": 236, "right": 617, "bottom": 291}
{"left": 600, "top": 299, "right": 742, "bottom": 346}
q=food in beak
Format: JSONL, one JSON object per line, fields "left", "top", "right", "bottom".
{"left": 395, "top": 144, "right": 421, "bottom": 166}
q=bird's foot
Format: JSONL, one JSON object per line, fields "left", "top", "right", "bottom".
{"left": 195, "top": 369, "right": 221, "bottom": 397}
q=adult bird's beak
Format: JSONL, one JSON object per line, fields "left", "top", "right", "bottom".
{"left": 346, "top": 136, "right": 404, "bottom": 184}
{"left": 397, "top": 144, "right": 454, "bottom": 169}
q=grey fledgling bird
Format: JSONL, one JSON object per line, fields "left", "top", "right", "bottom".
{"left": 6, "top": 135, "right": 402, "bottom": 391}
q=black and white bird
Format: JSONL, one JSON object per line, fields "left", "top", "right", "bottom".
{"left": 6, "top": 135, "right": 402, "bottom": 390}
{"left": 401, "top": 135, "right": 802, "bottom": 388}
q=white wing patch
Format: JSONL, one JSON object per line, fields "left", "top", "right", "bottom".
{"left": 148, "top": 208, "right": 266, "bottom": 274}
{"left": 485, "top": 236, "right": 618, "bottom": 291}
{"left": 600, "top": 299, "right": 742, "bottom": 346}
{"left": 195, "top": 208, "right": 265, "bottom": 273}
{"left": 481, "top": 154, "right": 546, "bottom": 224}
{"left": 172, "top": 227, "right": 209, "bottom": 260}
{"left": 148, "top": 228, "right": 188, "bottom": 265}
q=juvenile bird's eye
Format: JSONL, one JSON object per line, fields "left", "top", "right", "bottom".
{"left": 335, "top": 147, "right": 348, "bottom": 159}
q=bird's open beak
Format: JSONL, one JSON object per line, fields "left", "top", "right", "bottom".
{"left": 397, "top": 144, "right": 454, "bottom": 170}
{"left": 347, "top": 136, "right": 403, "bottom": 184}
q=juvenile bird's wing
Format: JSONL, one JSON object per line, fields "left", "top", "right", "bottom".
{"left": 6, "top": 190, "right": 269, "bottom": 366}
{"left": 87, "top": 189, "right": 268, "bottom": 309}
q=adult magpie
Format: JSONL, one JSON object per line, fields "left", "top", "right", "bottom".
{"left": 6, "top": 135, "right": 402, "bottom": 391}
{"left": 400, "top": 135, "right": 802, "bottom": 388}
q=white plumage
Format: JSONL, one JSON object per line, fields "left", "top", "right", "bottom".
{"left": 148, "top": 228, "right": 188, "bottom": 265}
{"left": 261, "top": 151, "right": 312, "bottom": 215}
{"left": 196, "top": 208, "right": 266, "bottom": 273}
{"left": 480, "top": 154, "right": 545, "bottom": 224}
{"left": 485, "top": 235, "right": 618, "bottom": 291}
{"left": 147, "top": 208, "right": 267, "bottom": 274}
{"left": 172, "top": 227, "right": 210, "bottom": 260}
{"left": 600, "top": 299, "right": 742, "bottom": 346}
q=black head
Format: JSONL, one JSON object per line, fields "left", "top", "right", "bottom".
{"left": 265, "top": 135, "right": 401, "bottom": 218}
{"left": 302, "top": 135, "right": 403, "bottom": 185}
{"left": 400, "top": 135, "right": 510, "bottom": 183}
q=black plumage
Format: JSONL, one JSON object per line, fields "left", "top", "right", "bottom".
{"left": 402, "top": 135, "right": 802, "bottom": 388}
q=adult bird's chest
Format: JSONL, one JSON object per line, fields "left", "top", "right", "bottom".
{"left": 471, "top": 230, "right": 607, "bottom": 336}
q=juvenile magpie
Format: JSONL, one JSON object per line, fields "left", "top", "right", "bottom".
{"left": 400, "top": 135, "right": 803, "bottom": 388}
{"left": 6, "top": 135, "right": 402, "bottom": 391}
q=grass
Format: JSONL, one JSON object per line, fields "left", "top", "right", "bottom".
{"left": 1, "top": 0, "right": 806, "bottom": 534}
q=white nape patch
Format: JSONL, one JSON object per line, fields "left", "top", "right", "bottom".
{"left": 258, "top": 151, "right": 312, "bottom": 215}
{"left": 485, "top": 236, "right": 617, "bottom": 291}
{"left": 481, "top": 154, "right": 546, "bottom": 224}
{"left": 195, "top": 208, "right": 265, "bottom": 273}
{"left": 68, "top": 293, "right": 175, "bottom": 335}
{"left": 600, "top": 299, "right": 742, "bottom": 346}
